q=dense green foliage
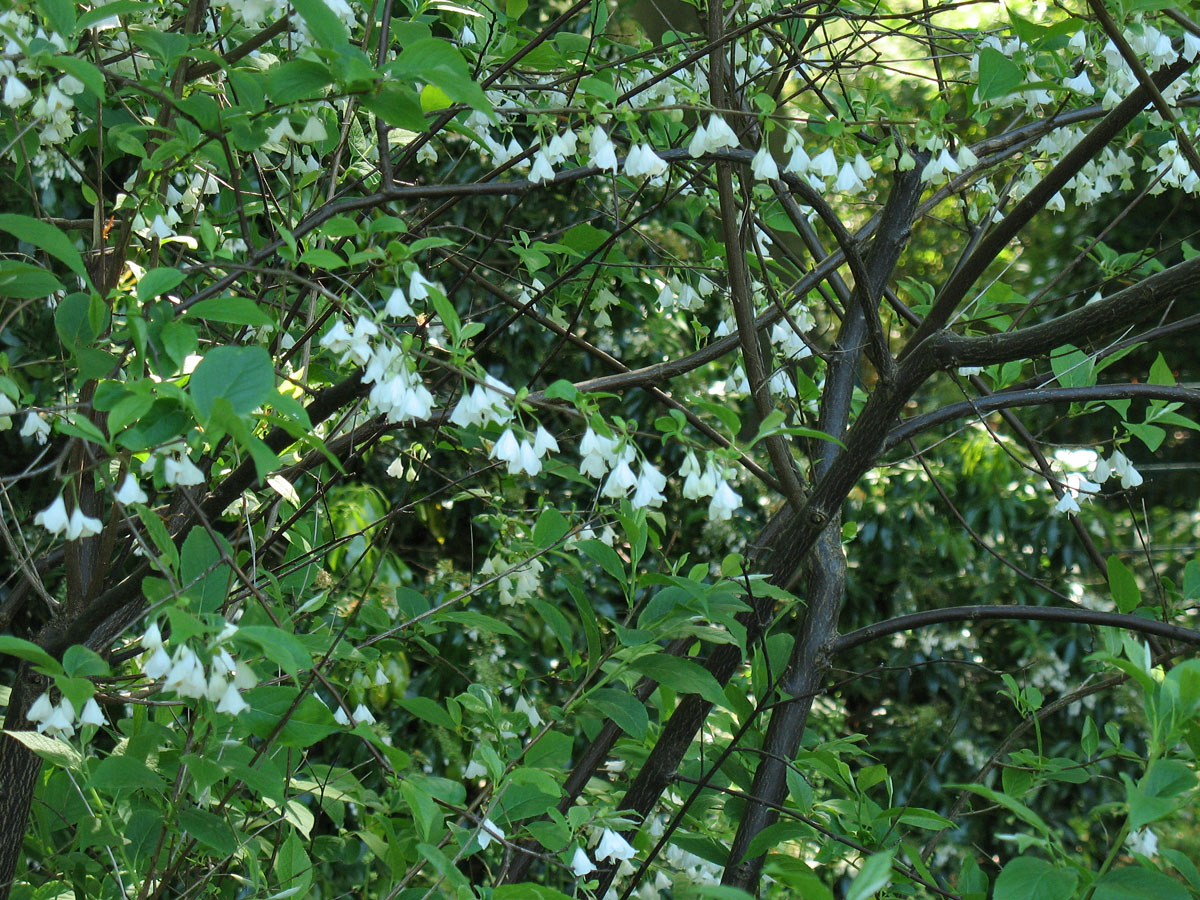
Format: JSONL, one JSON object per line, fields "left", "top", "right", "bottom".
{"left": 2, "top": 0, "right": 1200, "bottom": 898}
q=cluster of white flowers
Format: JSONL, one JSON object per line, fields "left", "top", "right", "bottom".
{"left": 0, "top": 10, "right": 85, "bottom": 186}
{"left": 680, "top": 452, "right": 743, "bottom": 521}
{"left": 655, "top": 276, "right": 703, "bottom": 311}
{"left": 1052, "top": 447, "right": 1143, "bottom": 515}
{"left": 687, "top": 114, "right": 740, "bottom": 157}
{"left": 489, "top": 425, "right": 559, "bottom": 476}
{"left": 333, "top": 702, "right": 376, "bottom": 726}
{"left": 141, "top": 441, "right": 205, "bottom": 487}
{"left": 527, "top": 129, "right": 579, "bottom": 184}
{"left": 623, "top": 144, "right": 669, "bottom": 181}
{"left": 769, "top": 314, "right": 814, "bottom": 360}
{"left": 27, "top": 691, "right": 105, "bottom": 740}
{"left": 34, "top": 495, "right": 102, "bottom": 540}
{"left": 480, "top": 553, "right": 545, "bottom": 605}
{"left": 141, "top": 621, "right": 255, "bottom": 715}
{"left": 449, "top": 374, "right": 513, "bottom": 428}
{"left": 579, "top": 429, "right": 669, "bottom": 509}
{"left": 319, "top": 274, "right": 442, "bottom": 425}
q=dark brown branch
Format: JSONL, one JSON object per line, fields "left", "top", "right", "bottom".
{"left": 831, "top": 604, "right": 1200, "bottom": 655}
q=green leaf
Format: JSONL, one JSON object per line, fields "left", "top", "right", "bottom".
{"left": 630, "top": 653, "right": 727, "bottom": 706}
{"left": 532, "top": 507, "right": 569, "bottom": 548}
{"left": 845, "top": 850, "right": 894, "bottom": 900}
{"left": 236, "top": 625, "right": 312, "bottom": 676}
{"left": 189, "top": 345, "right": 275, "bottom": 422}
{"left": 291, "top": 0, "right": 349, "bottom": 48}
{"left": 575, "top": 539, "right": 625, "bottom": 585}
{"left": 0, "top": 214, "right": 88, "bottom": 282}
{"left": 0, "top": 262, "right": 64, "bottom": 298}
{"left": 401, "top": 781, "right": 443, "bottom": 842}
{"left": 178, "top": 806, "right": 239, "bottom": 854}
{"left": 395, "top": 697, "right": 457, "bottom": 730}
{"left": 88, "top": 755, "right": 167, "bottom": 793}
{"left": 180, "top": 527, "right": 233, "bottom": 614}
{"left": 55, "top": 292, "right": 98, "bottom": 347}
{"left": 1107, "top": 555, "right": 1140, "bottom": 613}
{"left": 135, "top": 506, "right": 179, "bottom": 572}
{"left": 361, "top": 83, "right": 427, "bottom": 130}
{"left": 63, "top": 645, "right": 109, "bottom": 678}
{"left": 50, "top": 56, "right": 104, "bottom": 100}
{"left": 1148, "top": 353, "right": 1175, "bottom": 386}
{"left": 274, "top": 833, "right": 313, "bottom": 897}
{"left": 185, "top": 296, "right": 273, "bottom": 326}
{"left": 0, "top": 636, "right": 61, "bottom": 673}
{"left": 1050, "top": 344, "right": 1095, "bottom": 388}
{"left": 994, "top": 857, "right": 1077, "bottom": 900}
{"left": 587, "top": 688, "right": 648, "bottom": 738}
{"left": 976, "top": 46, "right": 1026, "bottom": 100}
{"left": 267, "top": 59, "right": 332, "bottom": 104}
{"left": 38, "top": 0, "right": 76, "bottom": 36}
{"left": 950, "top": 784, "right": 1053, "bottom": 835}
{"left": 392, "top": 39, "right": 490, "bottom": 112}
{"left": 136, "top": 267, "right": 185, "bottom": 302}
{"left": 76, "top": 1, "right": 144, "bottom": 30}
{"left": 1092, "top": 866, "right": 1190, "bottom": 900}
{"left": 3, "top": 730, "right": 81, "bottom": 768}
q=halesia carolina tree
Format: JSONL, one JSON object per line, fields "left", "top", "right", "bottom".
{"left": 2, "top": 0, "right": 1200, "bottom": 898}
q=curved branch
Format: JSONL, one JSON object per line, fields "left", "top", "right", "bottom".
{"left": 886, "top": 383, "right": 1200, "bottom": 451}
{"left": 831, "top": 605, "right": 1200, "bottom": 656}
{"left": 900, "top": 55, "right": 1195, "bottom": 358}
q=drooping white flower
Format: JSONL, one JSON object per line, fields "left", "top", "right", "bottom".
{"left": 750, "top": 145, "right": 779, "bottom": 180}
{"left": 623, "top": 144, "right": 668, "bottom": 179}
{"left": 1053, "top": 492, "right": 1081, "bottom": 516}
{"left": 333, "top": 705, "right": 351, "bottom": 726}
{"left": 1127, "top": 828, "right": 1158, "bottom": 858}
{"left": 64, "top": 506, "right": 102, "bottom": 540}
{"left": 689, "top": 114, "right": 739, "bottom": 157}
{"left": 19, "top": 413, "right": 50, "bottom": 444}
{"left": 709, "top": 479, "right": 743, "bottom": 521}
{"left": 631, "top": 462, "right": 667, "bottom": 509}
{"left": 163, "top": 647, "right": 208, "bottom": 699}
{"left": 1108, "top": 450, "right": 1142, "bottom": 489}
{"left": 589, "top": 128, "right": 619, "bottom": 171}
{"left": 352, "top": 703, "right": 376, "bottom": 725}
{"left": 295, "top": 116, "right": 327, "bottom": 143}
{"left": 514, "top": 696, "right": 542, "bottom": 728}
{"left": 409, "top": 269, "right": 437, "bottom": 301}
{"left": 571, "top": 846, "right": 597, "bottom": 877}
{"left": 527, "top": 149, "right": 556, "bottom": 184}
{"left": 834, "top": 161, "right": 865, "bottom": 194}
{"left": 532, "top": 426, "right": 559, "bottom": 457}
{"left": 3, "top": 76, "right": 31, "bottom": 107}
{"left": 464, "top": 758, "right": 487, "bottom": 779}
{"left": 385, "top": 286, "right": 414, "bottom": 317}
{"left": 34, "top": 495, "right": 70, "bottom": 535}
{"left": 79, "top": 698, "right": 105, "bottom": 727}
{"left": 144, "top": 646, "right": 172, "bottom": 680}
{"left": 115, "top": 475, "right": 148, "bottom": 505}
{"left": 809, "top": 147, "right": 838, "bottom": 178}
{"left": 1064, "top": 70, "right": 1094, "bottom": 94}
{"left": 703, "top": 114, "right": 739, "bottom": 151}
{"left": 478, "top": 817, "right": 505, "bottom": 850}
{"left": 216, "top": 682, "right": 250, "bottom": 715}
{"left": 601, "top": 459, "right": 638, "bottom": 498}
{"left": 164, "top": 452, "right": 204, "bottom": 487}
{"left": 595, "top": 828, "right": 636, "bottom": 862}
{"left": 27, "top": 693, "right": 54, "bottom": 726}
{"left": 579, "top": 427, "right": 621, "bottom": 479}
